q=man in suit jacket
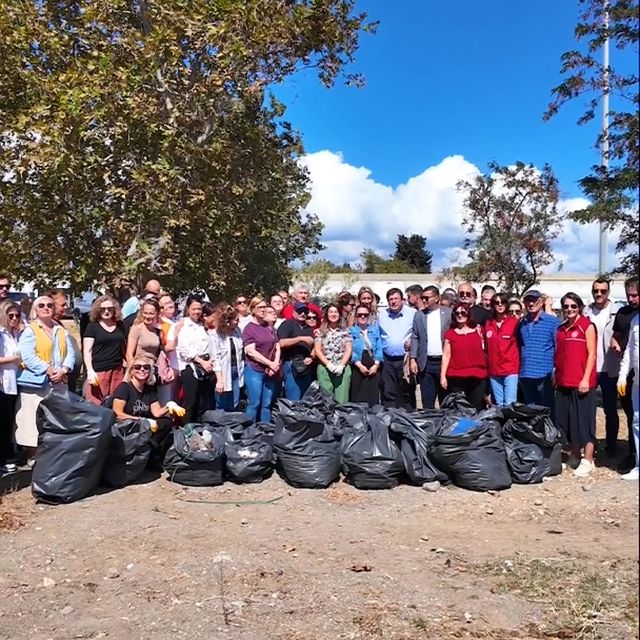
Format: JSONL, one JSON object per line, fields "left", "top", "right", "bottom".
{"left": 410, "top": 286, "right": 452, "bottom": 409}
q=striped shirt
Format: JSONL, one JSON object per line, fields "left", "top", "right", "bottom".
{"left": 517, "top": 312, "right": 560, "bottom": 378}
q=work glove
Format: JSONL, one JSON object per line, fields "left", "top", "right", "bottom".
{"left": 87, "top": 369, "right": 99, "bottom": 386}
{"left": 326, "top": 363, "right": 337, "bottom": 374}
{"left": 333, "top": 364, "right": 344, "bottom": 376}
{"left": 166, "top": 401, "right": 186, "bottom": 417}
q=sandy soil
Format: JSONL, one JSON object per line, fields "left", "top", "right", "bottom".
{"left": 1, "top": 411, "right": 638, "bottom": 640}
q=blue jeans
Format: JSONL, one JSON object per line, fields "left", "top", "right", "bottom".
{"left": 520, "top": 375, "right": 555, "bottom": 422}
{"left": 244, "top": 366, "right": 278, "bottom": 423}
{"left": 490, "top": 374, "right": 519, "bottom": 406}
{"left": 215, "top": 367, "right": 241, "bottom": 412}
{"left": 282, "top": 361, "right": 314, "bottom": 401}
{"left": 597, "top": 372, "right": 620, "bottom": 451}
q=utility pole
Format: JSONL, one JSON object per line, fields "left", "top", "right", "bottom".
{"left": 598, "top": 0, "right": 610, "bottom": 275}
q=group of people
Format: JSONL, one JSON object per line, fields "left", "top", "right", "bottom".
{"left": 0, "top": 273, "right": 637, "bottom": 482}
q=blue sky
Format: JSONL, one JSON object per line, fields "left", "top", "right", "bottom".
{"left": 273, "top": 0, "right": 635, "bottom": 272}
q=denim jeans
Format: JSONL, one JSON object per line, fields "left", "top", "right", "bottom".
{"left": 244, "top": 366, "right": 278, "bottom": 423}
{"left": 520, "top": 375, "right": 555, "bottom": 422}
{"left": 215, "top": 366, "right": 241, "bottom": 412}
{"left": 490, "top": 374, "right": 519, "bottom": 406}
{"left": 282, "top": 361, "right": 314, "bottom": 401}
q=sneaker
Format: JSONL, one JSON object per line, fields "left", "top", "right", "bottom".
{"left": 574, "top": 459, "right": 594, "bottom": 477}
{"left": 26, "top": 458, "right": 36, "bottom": 469}
{"left": 0, "top": 463, "right": 18, "bottom": 475}
{"left": 621, "top": 467, "right": 639, "bottom": 481}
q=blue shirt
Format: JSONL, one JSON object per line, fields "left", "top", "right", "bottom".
{"left": 378, "top": 305, "right": 416, "bottom": 357}
{"left": 518, "top": 312, "right": 560, "bottom": 378}
{"left": 121, "top": 296, "right": 140, "bottom": 319}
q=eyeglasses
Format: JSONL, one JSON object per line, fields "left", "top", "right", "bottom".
{"left": 37, "top": 302, "right": 54, "bottom": 309}
{"left": 458, "top": 292, "right": 473, "bottom": 298}
{"left": 7, "top": 313, "right": 20, "bottom": 319}
{"left": 255, "top": 304, "right": 267, "bottom": 310}
{"left": 0, "top": 284, "right": 10, "bottom": 290}
{"left": 356, "top": 313, "right": 370, "bottom": 318}
{"left": 563, "top": 304, "right": 578, "bottom": 310}
{"left": 592, "top": 289, "right": 607, "bottom": 294}
{"left": 132, "top": 364, "right": 151, "bottom": 371}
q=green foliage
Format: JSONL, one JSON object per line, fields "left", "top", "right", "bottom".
{"left": 359, "top": 249, "right": 414, "bottom": 274}
{"left": 0, "top": 0, "right": 375, "bottom": 296}
{"left": 450, "top": 162, "right": 563, "bottom": 297}
{"left": 393, "top": 234, "right": 433, "bottom": 272}
{"left": 545, "top": 0, "right": 639, "bottom": 275}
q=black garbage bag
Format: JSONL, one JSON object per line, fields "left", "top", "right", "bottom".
{"left": 387, "top": 410, "right": 448, "bottom": 485}
{"left": 101, "top": 419, "right": 153, "bottom": 487}
{"left": 225, "top": 437, "right": 274, "bottom": 484}
{"left": 340, "top": 416, "right": 404, "bottom": 489}
{"left": 329, "top": 403, "right": 370, "bottom": 439}
{"left": 33, "top": 391, "right": 115, "bottom": 503}
{"left": 274, "top": 403, "right": 340, "bottom": 488}
{"left": 201, "top": 409, "right": 254, "bottom": 441}
{"left": 163, "top": 424, "right": 226, "bottom": 486}
{"left": 440, "top": 392, "right": 477, "bottom": 416}
{"left": 430, "top": 418, "right": 511, "bottom": 492}
{"left": 501, "top": 404, "right": 562, "bottom": 483}
{"left": 300, "top": 381, "right": 337, "bottom": 415}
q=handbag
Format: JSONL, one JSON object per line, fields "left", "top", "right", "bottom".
{"left": 156, "top": 351, "right": 175, "bottom": 384}
{"left": 193, "top": 354, "right": 213, "bottom": 381}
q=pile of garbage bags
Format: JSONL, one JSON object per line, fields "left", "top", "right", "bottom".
{"left": 30, "top": 386, "right": 564, "bottom": 503}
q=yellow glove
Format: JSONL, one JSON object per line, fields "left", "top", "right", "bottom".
{"left": 617, "top": 382, "right": 627, "bottom": 397}
{"left": 166, "top": 401, "right": 186, "bottom": 417}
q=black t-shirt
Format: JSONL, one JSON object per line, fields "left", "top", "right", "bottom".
{"left": 123, "top": 313, "right": 137, "bottom": 339}
{"left": 277, "top": 319, "right": 314, "bottom": 361}
{"left": 471, "top": 305, "right": 492, "bottom": 326}
{"left": 612, "top": 304, "right": 639, "bottom": 347}
{"left": 113, "top": 381, "right": 157, "bottom": 417}
{"left": 84, "top": 321, "right": 126, "bottom": 371}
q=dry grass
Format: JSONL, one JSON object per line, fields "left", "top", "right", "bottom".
{"left": 480, "top": 554, "right": 639, "bottom": 640}
{"left": 0, "top": 493, "right": 25, "bottom": 532}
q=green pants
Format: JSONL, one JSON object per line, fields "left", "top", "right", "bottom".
{"left": 317, "top": 364, "right": 352, "bottom": 403}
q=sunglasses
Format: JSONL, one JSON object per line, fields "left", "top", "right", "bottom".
{"left": 0, "top": 284, "right": 10, "bottom": 290}
{"left": 100, "top": 306, "right": 115, "bottom": 312}
{"left": 356, "top": 313, "right": 370, "bottom": 318}
{"left": 563, "top": 304, "right": 578, "bottom": 310}
{"left": 37, "top": 302, "right": 54, "bottom": 309}
{"left": 421, "top": 295, "right": 436, "bottom": 301}
{"left": 7, "top": 312, "right": 20, "bottom": 319}
{"left": 508, "top": 309, "right": 521, "bottom": 315}
{"left": 592, "top": 289, "right": 607, "bottom": 294}
{"left": 458, "top": 292, "right": 473, "bottom": 298}
{"left": 132, "top": 364, "right": 151, "bottom": 371}
{"left": 454, "top": 311, "right": 469, "bottom": 317}
{"left": 236, "top": 300, "right": 247, "bottom": 305}
{"left": 307, "top": 315, "right": 318, "bottom": 320}
{"left": 493, "top": 300, "right": 506, "bottom": 306}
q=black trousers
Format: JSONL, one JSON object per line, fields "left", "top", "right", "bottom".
{"left": 418, "top": 358, "right": 445, "bottom": 409}
{"left": 148, "top": 417, "right": 173, "bottom": 469}
{"left": 381, "top": 356, "right": 415, "bottom": 410}
{"left": 621, "top": 371, "right": 636, "bottom": 454}
{"left": 180, "top": 367, "right": 214, "bottom": 424}
{"left": 0, "top": 391, "right": 16, "bottom": 463}
{"left": 350, "top": 351, "right": 380, "bottom": 407}
{"left": 446, "top": 376, "right": 486, "bottom": 411}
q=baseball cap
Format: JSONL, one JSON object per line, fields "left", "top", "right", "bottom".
{"left": 523, "top": 290, "right": 542, "bottom": 300}
{"left": 294, "top": 302, "right": 309, "bottom": 313}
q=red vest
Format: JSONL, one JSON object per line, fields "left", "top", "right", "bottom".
{"left": 554, "top": 315, "right": 597, "bottom": 388}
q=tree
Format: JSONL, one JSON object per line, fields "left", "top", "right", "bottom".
{"left": 544, "top": 0, "right": 639, "bottom": 275}
{"left": 0, "top": 1, "right": 375, "bottom": 297}
{"left": 450, "top": 162, "right": 563, "bottom": 296}
{"left": 359, "top": 249, "right": 413, "bottom": 274}
{"left": 393, "top": 234, "right": 433, "bottom": 272}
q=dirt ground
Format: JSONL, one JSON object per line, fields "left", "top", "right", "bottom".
{"left": 1, "top": 410, "right": 638, "bottom": 640}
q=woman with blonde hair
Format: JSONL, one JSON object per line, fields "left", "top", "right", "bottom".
{"left": 243, "top": 296, "right": 280, "bottom": 421}
{"left": 83, "top": 294, "right": 126, "bottom": 405}
{"left": 210, "top": 303, "right": 245, "bottom": 411}
{"left": 125, "top": 298, "right": 162, "bottom": 365}
{"left": 15, "top": 295, "right": 76, "bottom": 462}
{"left": 112, "top": 356, "right": 184, "bottom": 468}
{"left": 0, "top": 300, "right": 23, "bottom": 472}
{"left": 357, "top": 286, "right": 379, "bottom": 325}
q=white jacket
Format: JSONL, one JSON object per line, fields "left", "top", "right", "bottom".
{"left": 176, "top": 318, "right": 210, "bottom": 372}
{"left": 584, "top": 301, "right": 619, "bottom": 376}
{"left": 618, "top": 314, "right": 639, "bottom": 387}
{"left": 209, "top": 329, "right": 244, "bottom": 392}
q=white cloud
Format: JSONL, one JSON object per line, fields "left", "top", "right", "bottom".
{"left": 302, "top": 151, "right": 622, "bottom": 274}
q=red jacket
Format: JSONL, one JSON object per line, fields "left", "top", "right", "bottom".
{"left": 485, "top": 316, "right": 520, "bottom": 377}
{"left": 282, "top": 302, "right": 323, "bottom": 321}
{"left": 554, "top": 315, "right": 597, "bottom": 388}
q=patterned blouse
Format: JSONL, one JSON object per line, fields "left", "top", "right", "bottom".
{"left": 315, "top": 327, "right": 352, "bottom": 366}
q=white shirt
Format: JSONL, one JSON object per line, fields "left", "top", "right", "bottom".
{"left": 0, "top": 328, "right": 21, "bottom": 395}
{"left": 584, "top": 301, "right": 617, "bottom": 376}
{"left": 618, "top": 314, "right": 638, "bottom": 386}
{"left": 425, "top": 309, "right": 443, "bottom": 356}
{"left": 175, "top": 318, "right": 210, "bottom": 372}
{"left": 238, "top": 315, "right": 252, "bottom": 332}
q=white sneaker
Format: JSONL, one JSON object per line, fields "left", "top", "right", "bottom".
{"left": 573, "top": 459, "right": 594, "bottom": 477}
{"left": 621, "top": 467, "right": 639, "bottom": 481}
